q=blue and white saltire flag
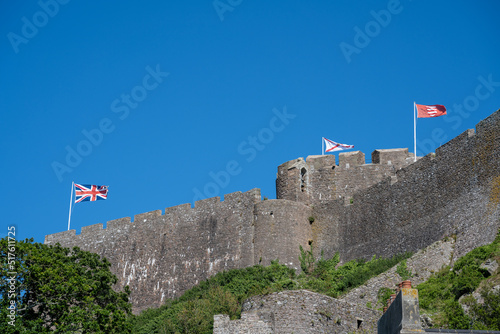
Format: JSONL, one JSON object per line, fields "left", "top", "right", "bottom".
{"left": 323, "top": 137, "right": 354, "bottom": 153}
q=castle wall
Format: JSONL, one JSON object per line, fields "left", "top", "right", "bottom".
{"left": 45, "top": 189, "right": 261, "bottom": 314}
{"left": 372, "top": 148, "right": 415, "bottom": 170}
{"left": 44, "top": 108, "right": 500, "bottom": 316}
{"left": 305, "top": 155, "right": 337, "bottom": 203}
{"left": 325, "top": 111, "right": 500, "bottom": 263}
{"left": 308, "top": 200, "right": 344, "bottom": 259}
{"left": 253, "top": 199, "right": 312, "bottom": 269}
{"left": 277, "top": 149, "right": 414, "bottom": 205}
{"left": 273, "top": 110, "right": 499, "bottom": 264}
{"left": 334, "top": 164, "right": 396, "bottom": 202}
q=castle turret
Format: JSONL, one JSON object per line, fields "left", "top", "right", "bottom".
{"left": 276, "top": 149, "right": 415, "bottom": 205}
{"left": 276, "top": 157, "right": 310, "bottom": 203}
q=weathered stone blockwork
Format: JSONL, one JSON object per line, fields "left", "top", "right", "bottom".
{"left": 253, "top": 199, "right": 313, "bottom": 269}
{"left": 214, "top": 290, "right": 379, "bottom": 334}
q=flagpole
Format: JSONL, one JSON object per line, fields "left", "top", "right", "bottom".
{"left": 67, "top": 181, "right": 74, "bottom": 230}
{"left": 414, "top": 102, "right": 417, "bottom": 162}
{"left": 322, "top": 137, "right": 324, "bottom": 155}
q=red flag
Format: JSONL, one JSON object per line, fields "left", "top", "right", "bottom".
{"left": 416, "top": 104, "right": 447, "bottom": 118}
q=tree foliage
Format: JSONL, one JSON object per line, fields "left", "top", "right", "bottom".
{"left": 0, "top": 238, "right": 131, "bottom": 333}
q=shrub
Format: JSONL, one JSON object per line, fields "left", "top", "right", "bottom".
{"left": 417, "top": 229, "right": 500, "bottom": 330}
{"left": 396, "top": 259, "right": 413, "bottom": 280}
{"left": 469, "top": 284, "right": 500, "bottom": 330}
{"left": 299, "top": 244, "right": 316, "bottom": 274}
{"left": 377, "top": 287, "right": 394, "bottom": 308}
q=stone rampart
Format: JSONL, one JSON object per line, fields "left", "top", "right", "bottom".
{"left": 276, "top": 148, "right": 415, "bottom": 205}
{"left": 214, "top": 290, "right": 379, "bottom": 334}
{"left": 45, "top": 189, "right": 263, "bottom": 313}
{"left": 316, "top": 110, "right": 500, "bottom": 263}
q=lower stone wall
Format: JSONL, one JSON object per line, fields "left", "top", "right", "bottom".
{"left": 214, "top": 290, "right": 380, "bottom": 334}
{"left": 214, "top": 313, "right": 273, "bottom": 334}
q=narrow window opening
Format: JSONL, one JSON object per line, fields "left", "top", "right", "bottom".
{"left": 300, "top": 167, "right": 307, "bottom": 192}
{"left": 357, "top": 319, "right": 363, "bottom": 329}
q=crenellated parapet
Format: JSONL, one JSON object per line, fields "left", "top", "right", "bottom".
{"left": 46, "top": 189, "right": 262, "bottom": 244}
{"left": 276, "top": 147, "right": 415, "bottom": 204}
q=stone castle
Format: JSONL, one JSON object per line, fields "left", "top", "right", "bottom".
{"left": 45, "top": 109, "right": 500, "bottom": 314}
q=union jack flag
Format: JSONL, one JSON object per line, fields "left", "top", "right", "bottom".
{"left": 74, "top": 184, "right": 109, "bottom": 203}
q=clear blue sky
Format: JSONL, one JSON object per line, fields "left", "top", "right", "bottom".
{"left": 1, "top": 1, "right": 499, "bottom": 244}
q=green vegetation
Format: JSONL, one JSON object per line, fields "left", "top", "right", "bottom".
{"left": 417, "top": 230, "right": 500, "bottom": 330}
{"left": 131, "top": 248, "right": 412, "bottom": 333}
{"left": 130, "top": 260, "right": 295, "bottom": 333}
{"left": 467, "top": 283, "right": 500, "bottom": 330}
{"left": 298, "top": 244, "right": 316, "bottom": 274}
{"left": 0, "top": 238, "right": 131, "bottom": 333}
{"left": 396, "top": 259, "right": 413, "bottom": 281}
{"left": 298, "top": 248, "right": 412, "bottom": 298}
{"left": 377, "top": 287, "right": 394, "bottom": 309}
{"left": 6, "top": 231, "right": 499, "bottom": 333}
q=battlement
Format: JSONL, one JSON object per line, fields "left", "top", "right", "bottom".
{"left": 371, "top": 148, "right": 415, "bottom": 169}
{"left": 277, "top": 147, "right": 415, "bottom": 203}
{"left": 338, "top": 150, "right": 365, "bottom": 168}
{"left": 45, "top": 189, "right": 262, "bottom": 244}
{"left": 44, "top": 229, "right": 76, "bottom": 244}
